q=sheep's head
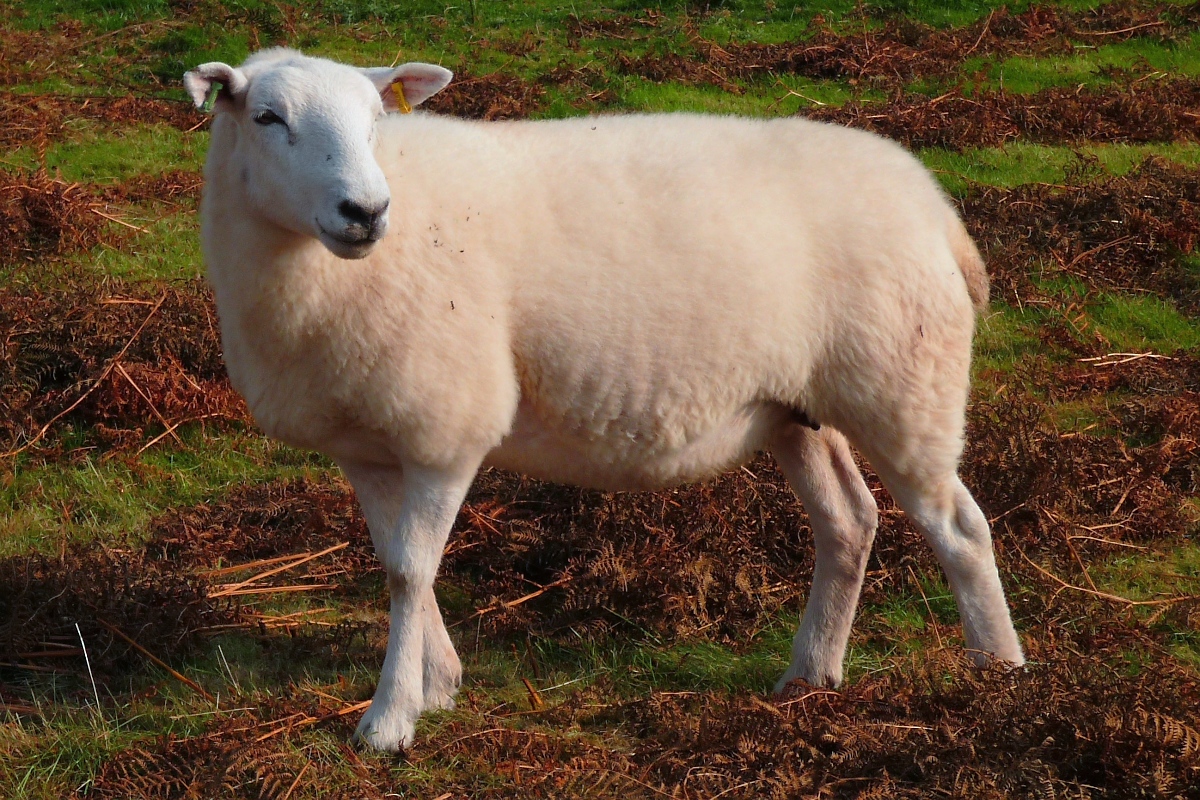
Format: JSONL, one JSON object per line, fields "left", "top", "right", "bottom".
{"left": 184, "top": 49, "right": 452, "bottom": 259}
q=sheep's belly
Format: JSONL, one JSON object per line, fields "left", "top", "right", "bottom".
{"left": 484, "top": 400, "right": 790, "bottom": 492}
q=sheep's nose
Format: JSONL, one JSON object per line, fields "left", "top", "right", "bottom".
{"left": 339, "top": 199, "right": 389, "bottom": 228}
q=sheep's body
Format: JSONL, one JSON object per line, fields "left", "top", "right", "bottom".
{"left": 191, "top": 49, "right": 1022, "bottom": 753}
{"left": 209, "top": 112, "right": 971, "bottom": 489}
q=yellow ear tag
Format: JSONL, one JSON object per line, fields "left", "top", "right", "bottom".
{"left": 392, "top": 80, "right": 412, "bottom": 114}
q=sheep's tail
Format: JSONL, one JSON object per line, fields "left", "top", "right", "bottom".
{"left": 947, "top": 209, "right": 989, "bottom": 313}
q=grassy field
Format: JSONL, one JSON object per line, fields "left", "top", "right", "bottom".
{"left": 2, "top": 0, "right": 1199, "bottom": 797}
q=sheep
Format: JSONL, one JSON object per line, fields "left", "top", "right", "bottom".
{"left": 184, "top": 48, "right": 1024, "bottom": 753}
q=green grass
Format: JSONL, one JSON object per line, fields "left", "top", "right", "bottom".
{"left": 614, "top": 73, "right": 863, "bottom": 116}
{"left": 972, "top": 292, "right": 1200, "bottom": 379}
{"left": 924, "top": 142, "right": 1200, "bottom": 195}
{"left": 1088, "top": 294, "right": 1200, "bottom": 353}
{"left": 1050, "top": 397, "right": 1114, "bottom": 434}
{"left": 1096, "top": 543, "right": 1200, "bottom": 601}
{"left": 973, "top": 304, "right": 1052, "bottom": 374}
{"left": 4, "top": 125, "right": 207, "bottom": 184}
{"left": 82, "top": 210, "right": 204, "bottom": 281}
{"left": 969, "top": 33, "right": 1200, "bottom": 94}
{"left": 15, "top": 0, "right": 1187, "bottom": 109}
{"left": 0, "top": 425, "right": 332, "bottom": 556}
{"left": 1093, "top": 543, "right": 1200, "bottom": 666}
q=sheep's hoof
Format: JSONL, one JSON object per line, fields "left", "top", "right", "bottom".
{"left": 352, "top": 704, "right": 415, "bottom": 754}
{"left": 773, "top": 662, "right": 843, "bottom": 696}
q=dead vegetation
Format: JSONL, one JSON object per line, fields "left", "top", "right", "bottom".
{"left": 447, "top": 458, "right": 810, "bottom": 641}
{"left": 148, "top": 478, "right": 372, "bottom": 578}
{"left": 8, "top": 341, "right": 1191, "bottom": 681}
{"left": 613, "top": 2, "right": 1200, "bottom": 89}
{"left": 99, "top": 169, "right": 203, "bottom": 206}
{"left": 3, "top": 311, "right": 1197, "bottom": 798}
{"left": 0, "top": 542, "right": 237, "bottom": 685}
{"left": 0, "top": 281, "right": 244, "bottom": 457}
{"left": 962, "top": 157, "right": 1200, "bottom": 312}
{"left": 0, "top": 478, "right": 375, "bottom": 699}
{"left": 75, "top": 643, "right": 1200, "bottom": 799}
{"left": 1, "top": 382, "right": 1191, "bottom": 798}
{"left": 425, "top": 71, "right": 548, "bottom": 120}
{"left": 0, "top": 20, "right": 77, "bottom": 87}
{"left": 610, "top": 645, "right": 1200, "bottom": 799}
{"left": 0, "top": 168, "right": 202, "bottom": 268}
{"left": 51, "top": 382, "right": 1198, "bottom": 798}
{"left": 84, "top": 697, "right": 369, "bottom": 800}
{"left": 0, "top": 170, "right": 111, "bottom": 265}
{"left": 0, "top": 91, "right": 204, "bottom": 152}
{"left": 808, "top": 78, "right": 1200, "bottom": 149}
{"left": 437, "top": 367, "right": 1199, "bottom": 644}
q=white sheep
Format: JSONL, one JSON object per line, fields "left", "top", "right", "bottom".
{"left": 184, "top": 48, "right": 1023, "bottom": 753}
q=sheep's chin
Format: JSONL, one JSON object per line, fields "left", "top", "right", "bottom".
{"left": 318, "top": 231, "right": 378, "bottom": 260}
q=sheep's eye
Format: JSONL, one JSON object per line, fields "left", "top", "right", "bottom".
{"left": 253, "top": 110, "right": 285, "bottom": 126}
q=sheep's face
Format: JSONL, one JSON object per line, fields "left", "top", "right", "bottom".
{"left": 185, "top": 50, "right": 452, "bottom": 260}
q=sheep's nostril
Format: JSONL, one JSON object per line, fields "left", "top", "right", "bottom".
{"left": 339, "top": 199, "right": 389, "bottom": 227}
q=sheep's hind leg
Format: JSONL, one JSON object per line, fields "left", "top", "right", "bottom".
{"left": 874, "top": 464, "right": 1024, "bottom": 667}
{"left": 771, "top": 424, "right": 879, "bottom": 692}
{"left": 341, "top": 460, "right": 477, "bottom": 752}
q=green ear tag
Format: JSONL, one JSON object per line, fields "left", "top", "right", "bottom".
{"left": 201, "top": 81, "right": 223, "bottom": 113}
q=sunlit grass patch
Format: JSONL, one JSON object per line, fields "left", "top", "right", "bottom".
{"left": 0, "top": 426, "right": 331, "bottom": 557}
{"left": 80, "top": 209, "right": 203, "bottom": 282}
{"left": 0, "top": 709, "right": 145, "bottom": 800}
{"left": 1049, "top": 397, "right": 1116, "bottom": 436}
{"left": 926, "top": 142, "right": 1200, "bottom": 195}
{"left": 973, "top": 303, "right": 1052, "bottom": 374}
{"left": 968, "top": 32, "right": 1200, "bottom": 94}
{"left": 616, "top": 74, "right": 862, "bottom": 116}
{"left": 10, "top": 0, "right": 174, "bottom": 31}
{"left": 1087, "top": 294, "right": 1200, "bottom": 353}
{"left": 976, "top": 290, "right": 1200, "bottom": 369}
{"left": 1090, "top": 543, "right": 1200, "bottom": 667}
{"left": 460, "top": 620, "right": 794, "bottom": 699}
{"left": 5, "top": 124, "right": 207, "bottom": 184}
{"left": 1095, "top": 543, "right": 1200, "bottom": 601}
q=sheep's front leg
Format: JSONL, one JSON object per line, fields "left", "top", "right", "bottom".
{"left": 421, "top": 583, "right": 461, "bottom": 711}
{"left": 341, "top": 460, "right": 477, "bottom": 752}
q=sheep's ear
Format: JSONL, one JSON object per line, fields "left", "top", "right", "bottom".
{"left": 183, "top": 62, "right": 248, "bottom": 114}
{"left": 361, "top": 63, "right": 453, "bottom": 112}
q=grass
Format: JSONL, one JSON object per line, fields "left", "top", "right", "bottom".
{"left": 1087, "top": 293, "right": 1200, "bottom": 352}
{"left": 924, "top": 141, "right": 1200, "bottom": 195}
{"left": 10, "top": 0, "right": 1194, "bottom": 105}
{"left": 0, "top": 425, "right": 332, "bottom": 556}
{"left": 614, "top": 74, "right": 864, "bottom": 115}
{"left": 971, "top": 32, "right": 1200, "bottom": 94}
{"left": 82, "top": 211, "right": 204, "bottom": 281}
{"left": 4, "top": 125, "right": 207, "bottom": 184}
{"left": 973, "top": 304, "right": 1048, "bottom": 374}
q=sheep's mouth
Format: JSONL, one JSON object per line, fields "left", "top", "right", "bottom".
{"left": 318, "top": 223, "right": 380, "bottom": 247}
{"left": 316, "top": 221, "right": 382, "bottom": 260}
